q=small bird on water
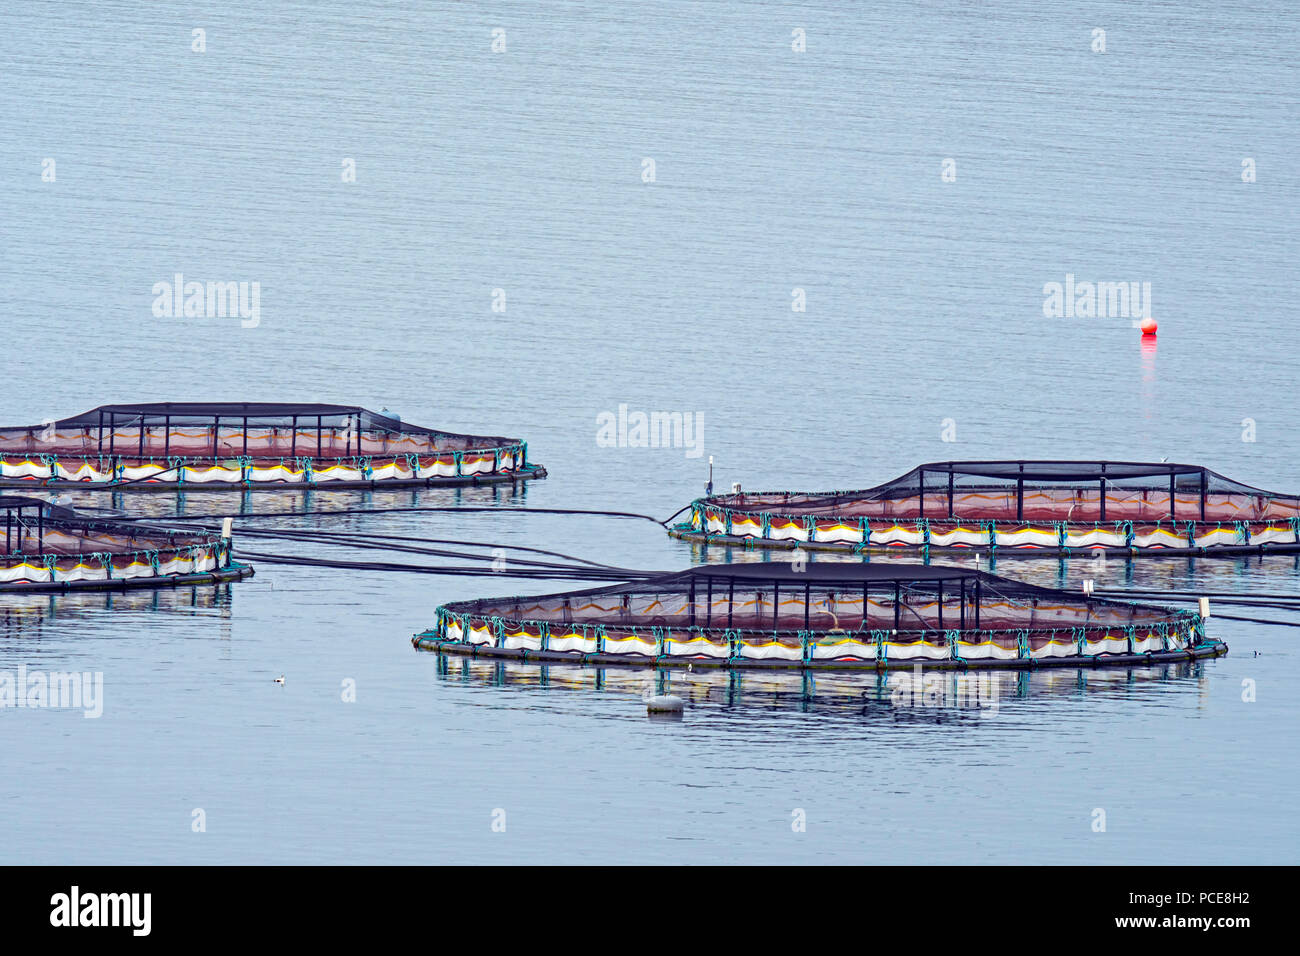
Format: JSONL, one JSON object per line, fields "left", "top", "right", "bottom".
{"left": 273, "top": 675, "right": 284, "bottom": 684}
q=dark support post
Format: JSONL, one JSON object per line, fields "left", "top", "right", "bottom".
{"left": 290, "top": 415, "right": 298, "bottom": 457}
{"left": 960, "top": 577, "right": 966, "bottom": 628}
{"left": 108, "top": 412, "right": 115, "bottom": 455}
{"left": 163, "top": 415, "right": 170, "bottom": 460}
{"left": 937, "top": 580, "right": 943, "bottom": 630}
{"left": 688, "top": 577, "right": 696, "bottom": 626}
{"left": 894, "top": 581, "right": 901, "bottom": 630}
{"left": 1099, "top": 462, "right": 1107, "bottom": 522}
{"left": 1169, "top": 467, "right": 1177, "bottom": 521}
{"left": 1016, "top": 463, "right": 1024, "bottom": 521}
{"left": 727, "top": 577, "right": 734, "bottom": 628}
{"left": 861, "top": 582, "right": 869, "bottom": 629}
{"left": 772, "top": 581, "right": 779, "bottom": 630}
{"left": 212, "top": 416, "right": 220, "bottom": 458}
{"left": 97, "top": 410, "right": 104, "bottom": 454}
{"left": 317, "top": 416, "right": 323, "bottom": 457}
{"left": 37, "top": 506, "right": 43, "bottom": 556}
{"left": 974, "top": 578, "right": 981, "bottom": 628}
{"left": 803, "top": 581, "right": 811, "bottom": 631}
{"left": 1200, "top": 468, "right": 1207, "bottom": 522}
{"left": 705, "top": 576, "right": 713, "bottom": 626}
{"left": 242, "top": 416, "right": 249, "bottom": 457}
{"left": 918, "top": 468, "right": 925, "bottom": 518}
{"left": 5, "top": 508, "right": 10, "bottom": 554}
{"left": 948, "top": 468, "right": 955, "bottom": 519}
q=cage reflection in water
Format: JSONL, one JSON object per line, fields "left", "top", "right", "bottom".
{"left": 429, "top": 653, "right": 1216, "bottom": 718}
{"left": 414, "top": 562, "right": 1226, "bottom": 671}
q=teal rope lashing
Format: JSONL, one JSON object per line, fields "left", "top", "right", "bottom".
{"left": 946, "top": 628, "right": 964, "bottom": 664}
{"left": 724, "top": 628, "right": 743, "bottom": 663}
{"left": 798, "top": 629, "right": 814, "bottom": 664}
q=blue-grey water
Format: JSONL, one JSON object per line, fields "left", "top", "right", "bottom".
{"left": 2, "top": 1, "right": 1298, "bottom": 863}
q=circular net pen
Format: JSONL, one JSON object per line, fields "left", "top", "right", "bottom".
{"left": 672, "top": 460, "right": 1300, "bottom": 557}
{"left": 0, "top": 496, "right": 252, "bottom": 592}
{"left": 413, "top": 563, "right": 1224, "bottom": 671}
{"left": 0, "top": 403, "right": 546, "bottom": 490}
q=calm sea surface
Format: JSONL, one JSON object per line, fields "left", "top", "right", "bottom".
{"left": 1, "top": 1, "right": 1298, "bottom": 863}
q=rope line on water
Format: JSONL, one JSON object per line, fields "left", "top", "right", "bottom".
{"left": 106, "top": 505, "right": 673, "bottom": 525}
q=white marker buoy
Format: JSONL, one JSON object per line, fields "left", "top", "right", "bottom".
{"left": 1199, "top": 597, "right": 1211, "bottom": 620}
{"left": 642, "top": 682, "right": 684, "bottom": 713}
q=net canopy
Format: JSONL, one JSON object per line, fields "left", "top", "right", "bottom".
{"left": 0, "top": 403, "right": 540, "bottom": 487}
{"left": 418, "top": 561, "right": 1214, "bottom": 667}
{"left": 0, "top": 495, "right": 244, "bottom": 589}
{"left": 716, "top": 460, "right": 1300, "bottom": 523}
{"left": 0, "top": 402, "right": 519, "bottom": 457}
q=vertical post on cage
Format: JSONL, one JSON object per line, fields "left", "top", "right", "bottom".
{"left": 212, "top": 415, "right": 220, "bottom": 459}
{"left": 317, "top": 416, "right": 323, "bottom": 457}
{"left": 1016, "top": 462, "right": 1024, "bottom": 521}
{"left": 1200, "top": 468, "right": 1207, "bottom": 522}
{"left": 163, "top": 414, "right": 170, "bottom": 460}
{"left": 1169, "top": 466, "right": 1177, "bottom": 521}
{"left": 960, "top": 576, "right": 966, "bottom": 629}
{"left": 772, "top": 580, "right": 779, "bottom": 630}
{"left": 918, "top": 467, "right": 925, "bottom": 518}
{"left": 37, "top": 504, "right": 43, "bottom": 556}
{"left": 137, "top": 413, "right": 145, "bottom": 460}
{"left": 803, "top": 581, "right": 811, "bottom": 631}
{"left": 861, "top": 582, "right": 869, "bottom": 629}
{"left": 290, "top": 415, "right": 298, "bottom": 458}
{"left": 974, "top": 577, "right": 981, "bottom": 628}
{"left": 727, "top": 577, "right": 734, "bottom": 628}
{"left": 705, "top": 575, "right": 713, "bottom": 626}
{"left": 97, "top": 409, "right": 104, "bottom": 454}
{"left": 937, "top": 579, "right": 943, "bottom": 631}
{"left": 948, "top": 466, "right": 955, "bottom": 519}
{"left": 894, "top": 581, "right": 901, "bottom": 630}
{"left": 1099, "top": 462, "right": 1107, "bottom": 522}
{"left": 108, "top": 412, "right": 115, "bottom": 456}
{"left": 242, "top": 415, "right": 249, "bottom": 458}
{"left": 5, "top": 507, "right": 10, "bottom": 555}
{"left": 688, "top": 576, "right": 696, "bottom": 627}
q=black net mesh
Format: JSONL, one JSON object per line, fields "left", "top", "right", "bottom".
{"left": 706, "top": 461, "right": 1300, "bottom": 524}
{"left": 0, "top": 495, "right": 234, "bottom": 589}
{"left": 0, "top": 403, "right": 518, "bottom": 458}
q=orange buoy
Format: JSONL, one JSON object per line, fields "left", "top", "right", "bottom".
{"left": 1140, "top": 317, "right": 1158, "bottom": 336}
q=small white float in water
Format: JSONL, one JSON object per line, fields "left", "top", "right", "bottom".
{"left": 642, "top": 683, "right": 684, "bottom": 713}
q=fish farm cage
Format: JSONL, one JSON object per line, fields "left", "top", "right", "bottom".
{"left": 0, "top": 496, "right": 251, "bottom": 592}
{"left": 413, "top": 563, "right": 1224, "bottom": 671}
{"left": 0, "top": 403, "right": 546, "bottom": 490}
{"left": 672, "top": 461, "right": 1300, "bottom": 557}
